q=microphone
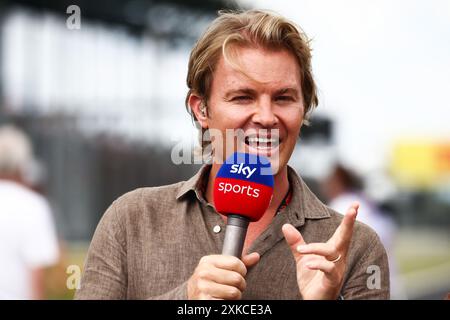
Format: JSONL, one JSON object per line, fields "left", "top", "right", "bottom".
{"left": 214, "top": 152, "right": 274, "bottom": 257}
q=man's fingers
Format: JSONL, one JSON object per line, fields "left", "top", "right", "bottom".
{"left": 208, "top": 268, "right": 246, "bottom": 292}
{"left": 297, "top": 242, "right": 338, "bottom": 260}
{"left": 242, "top": 252, "right": 260, "bottom": 269}
{"left": 201, "top": 255, "right": 247, "bottom": 277}
{"left": 332, "top": 202, "right": 359, "bottom": 247}
{"left": 207, "top": 282, "right": 243, "bottom": 300}
{"left": 282, "top": 223, "right": 306, "bottom": 262}
{"left": 282, "top": 223, "right": 305, "bottom": 248}
{"left": 305, "top": 258, "right": 336, "bottom": 275}
{"left": 190, "top": 255, "right": 250, "bottom": 300}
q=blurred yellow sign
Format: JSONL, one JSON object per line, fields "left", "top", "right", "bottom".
{"left": 391, "top": 141, "right": 450, "bottom": 188}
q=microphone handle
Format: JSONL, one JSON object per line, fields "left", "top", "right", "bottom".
{"left": 222, "top": 214, "right": 250, "bottom": 257}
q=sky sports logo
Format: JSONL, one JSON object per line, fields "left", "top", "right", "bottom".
{"left": 229, "top": 163, "right": 257, "bottom": 179}
{"left": 213, "top": 153, "right": 274, "bottom": 220}
{"left": 216, "top": 164, "right": 261, "bottom": 197}
{"left": 217, "top": 182, "right": 260, "bottom": 198}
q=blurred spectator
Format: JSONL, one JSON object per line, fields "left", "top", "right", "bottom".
{"left": 321, "top": 164, "right": 405, "bottom": 299}
{"left": 0, "top": 124, "right": 59, "bottom": 299}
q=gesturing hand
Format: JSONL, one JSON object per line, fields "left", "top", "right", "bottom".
{"left": 282, "top": 202, "right": 359, "bottom": 300}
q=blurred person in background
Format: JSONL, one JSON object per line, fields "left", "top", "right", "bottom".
{"left": 0, "top": 124, "right": 59, "bottom": 299}
{"left": 322, "top": 164, "right": 405, "bottom": 299}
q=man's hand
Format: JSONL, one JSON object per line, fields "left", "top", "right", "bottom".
{"left": 187, "top": 253, "right": 260, "bottom": 300}
{"left": 282, "top": 202, "right": 359, "bottom": 300}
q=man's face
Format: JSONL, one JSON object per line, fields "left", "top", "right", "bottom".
{"left": 205, "top": 46, "right": 304, "bottom": 174}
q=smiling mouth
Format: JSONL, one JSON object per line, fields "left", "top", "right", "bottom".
{"left": 244, "top": 135, "right": 280, "bottom": 150}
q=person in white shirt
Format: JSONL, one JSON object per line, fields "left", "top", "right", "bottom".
{"left": 0, "top": 125, "right": 59, "bottom": 299}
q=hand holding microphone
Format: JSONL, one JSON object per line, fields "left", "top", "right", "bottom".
{"left": 187, "top": 152, "right": 274, "bottom": 300}
{"left": 187, "top": 253, "right": 260, "bottom": 300}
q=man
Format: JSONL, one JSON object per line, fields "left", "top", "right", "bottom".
{"left": 76, "top": 10, "right": 389, "bottom": 300}
{"left": 0, "top": 125, "right": 59, "bottom": 299}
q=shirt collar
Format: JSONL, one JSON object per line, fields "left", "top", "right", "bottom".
{"left": 176, "top": 164, "right": 211, "bottom": 202}
{"left": 285, "top": 166, "right": 331, "bottom": 222}
{"left": 176, "top": 164, "right": 331, "bottom": 223}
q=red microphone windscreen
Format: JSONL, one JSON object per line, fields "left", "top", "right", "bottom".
{"left": 213, "top": 152, "right": 274, "bottom": 222}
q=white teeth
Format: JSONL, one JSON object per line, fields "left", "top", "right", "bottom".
{"left": 247, "top": 137, "right": 278, "bottom": 143}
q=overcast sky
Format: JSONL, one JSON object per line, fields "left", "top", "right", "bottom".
{"left": 241, "top": 0, "right": 450, "bottom": 171}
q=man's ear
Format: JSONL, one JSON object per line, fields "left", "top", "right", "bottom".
{"left": 188, "top": 94, "right": 208, "bottom": 129}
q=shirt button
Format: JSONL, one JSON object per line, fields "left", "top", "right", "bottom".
{"left": 213, "top": 225, "right": 221, "bottom": 233}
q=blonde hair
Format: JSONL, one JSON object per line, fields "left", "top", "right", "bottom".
{"left": 0, "top": 125, "right": 33, "bottom": 176}
{"left": 185, "top": 9, "right": 319, "bottom": 150}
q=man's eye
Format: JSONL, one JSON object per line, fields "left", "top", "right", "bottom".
{"left": 233, "top": 96, "right": 252, "bottom": 101}
{"left": 276, "top": 95, "right": 294, "bottom": 102}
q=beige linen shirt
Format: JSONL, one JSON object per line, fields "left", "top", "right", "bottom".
{"left": 75, "top": 165, "right": 390, "bottom": 300}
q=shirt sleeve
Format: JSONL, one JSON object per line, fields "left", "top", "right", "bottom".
{"left": 341, "top": 231, "right": 391, "bottom": 300}
{"left": 21, "top": 198, "right": 59, "bottom": 268}
{"left": 75, "top": 197, "right": 191, "bottom": 300}
{"left": 75, "top": 201, "right": 128, "bottom": 299}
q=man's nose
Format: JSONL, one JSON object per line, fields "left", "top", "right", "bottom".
{"left": 252, "top": 98, "right": 278, "bottom": 127}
